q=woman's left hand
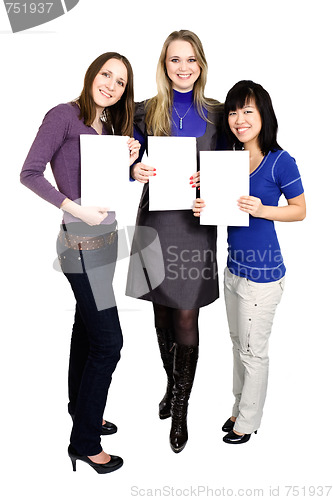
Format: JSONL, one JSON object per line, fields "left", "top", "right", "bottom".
{"left": 128, "top": 138, "right": 141, "bottom": 166}
{"left": 192, "top": 198, "right": 205, "bottom": 217}
{"left": 237, "top": 196, "right": 265, "bottom": 217}
{"left": 190, "top": 171, "right": 200, "bottom": 188}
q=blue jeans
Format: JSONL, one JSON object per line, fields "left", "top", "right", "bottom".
{"left": 57, "top": 223, "right": 123, "bottom": 456}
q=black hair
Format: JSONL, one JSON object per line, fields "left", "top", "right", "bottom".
{"left": 223, "top": 80, "right": 282, "bottom": 155}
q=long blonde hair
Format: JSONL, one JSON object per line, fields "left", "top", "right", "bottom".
{"left": 145, "top": 30, "right": 215, "bottom": 136}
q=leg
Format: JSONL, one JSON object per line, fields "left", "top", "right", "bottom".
{"left": 57, "top": 227, "right": 122, "bottom": 461}
{"left": 172, "top": 308, "right": 199, "bottom": 346}
{"left": 224, "top": 268, "right": 244, "bottom": 420}
{"left": 68, "top": 304, "right": 89, "bottom": 418}
{"left": 65, "top": 270, "right": 123, "bottom": 456}
{"left": 153, "top": 303, "right": 175, "bottom": 419}
{"left": 225, "top": 271, "right": 285, "bottom": 435}
{"left": 169, "top": 308, "right": 199, "bottom": 453}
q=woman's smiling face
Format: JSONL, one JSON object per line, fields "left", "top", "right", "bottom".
{"left": 165, "top": 40, "right": 201, "bottom": 93}
{"left": 228, "top": 99, "right": 262, "bottom": 148}
{"left": 91, "top": 58, "right": 128, "bottom": 112}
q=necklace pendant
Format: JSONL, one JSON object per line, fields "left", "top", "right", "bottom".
{"left": 179, "top": 118, "right": 183, "bottom": 130}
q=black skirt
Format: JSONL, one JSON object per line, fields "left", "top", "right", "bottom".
{"left": 126, "top": 186, "right": 219, "bottom": 309}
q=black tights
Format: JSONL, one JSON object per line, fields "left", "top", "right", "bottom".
{"left": 153, "top": 303, "right": 199, "bottom": 346}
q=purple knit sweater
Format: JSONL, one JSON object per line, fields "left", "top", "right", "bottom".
{"left": 20, "top": 102, "right": 116, "bottom": 224}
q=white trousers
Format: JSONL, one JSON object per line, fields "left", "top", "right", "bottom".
{"left": 224, "top": 268, "right": 285, "bottom": 434}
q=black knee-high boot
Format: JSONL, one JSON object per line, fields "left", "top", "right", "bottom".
{"left": 156, "top": 327, "right": 175, "bottom": 419}
{"left": 169, "top": 344, "right": 198, "bottom": 453}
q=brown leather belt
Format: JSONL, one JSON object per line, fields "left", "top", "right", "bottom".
{"left": 58, "top": 230, "right": 117, "bottom": 251}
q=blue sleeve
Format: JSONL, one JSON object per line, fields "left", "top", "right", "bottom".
{"left": 272, "top": 150, "right": 304, "bottom": 199}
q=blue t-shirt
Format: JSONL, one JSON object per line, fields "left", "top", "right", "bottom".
{"left": 227, "top": 149, "right": 304, "bottom": 283}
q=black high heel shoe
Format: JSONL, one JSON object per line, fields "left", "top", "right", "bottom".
{"left": 223, "top": 429, "right": 257, "bottom": 444}
{"left": 222, "top": 417, "right": 235, "bottom": 433}
{"left": 101, "top": 420, "right": 117, "bottom": 436}
{"left": 68, "top": 445, "right": 123, "bottom": 474}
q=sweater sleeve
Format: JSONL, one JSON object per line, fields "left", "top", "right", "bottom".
{"left": 20, "top": 103, "right": 73, "bottom": 208}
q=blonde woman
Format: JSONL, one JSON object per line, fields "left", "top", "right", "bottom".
{"left": 127, "top": 30, "right": 226, "bottom": 453}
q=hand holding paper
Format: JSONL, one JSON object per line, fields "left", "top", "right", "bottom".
{"left": 131, "top": 162, "right": 156, "bottom": 183}
{"left": 192, "top": 198, "right": 205, "bottom": 217}
{"left": 237, "top": 196, "right": 264, "bottom": 217}
{"left": 61, "top": 199, "right": 109, "bottom": 226}
{"left": 190, "top": 171, "right": 200, "bottom": 188}
{"left": 128, "top": 138, "right": 141, "bottom": 166}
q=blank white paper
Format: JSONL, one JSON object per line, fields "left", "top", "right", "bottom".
{"left": 147, "top": 136, "right": 197, "bottom": 211}
{"left": 80, "top": 134, "right": 129, "bottom": 210}
{"left": 199, "top": 150, "right": 249, "bottom": 226}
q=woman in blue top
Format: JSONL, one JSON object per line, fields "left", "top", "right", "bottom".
{"left": 194, "top": 80, "right": 306, "bottom": 444}
{"left": 127, "top": 30, "right": 225, "bottom": 453}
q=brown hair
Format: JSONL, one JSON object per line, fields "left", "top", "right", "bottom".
{"left": 75, "top": 52, "right": 134, "bottom": 136}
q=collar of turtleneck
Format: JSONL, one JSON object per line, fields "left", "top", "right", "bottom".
{"left": 171, "top": 88, "right": 207, "bottom": 137}
{"left": 173, "top": 89, "right": 194, "bottom": 104}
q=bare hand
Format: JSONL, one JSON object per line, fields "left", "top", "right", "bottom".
{"left": 190, "top": 171, "right": 200, "bottom": 188}
{"left": 192, "top": 198, "right": 206, "bottom": 217}
{"left": 131, "top": 162, "right": 156, "bottom": 183}
{"left": 77, "top": 206, "right": 109, "bottom": 225}
{"left": 128, "top": 138, "right": 141, "bottom": 166}
{"left": 61, "top": 199, "right": 109, "bottom": 225}
{"left": 238, "top": 196, "right": 265, "bottom": 217}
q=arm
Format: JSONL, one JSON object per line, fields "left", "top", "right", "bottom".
{"left": 237, "top": 193, "right": 306, "bottom": 222}
{"left": 20, "top": 104, "right": 71, "bottom": 208}
{"left": 20, "top": 104, "right": 116, "bottom": 226}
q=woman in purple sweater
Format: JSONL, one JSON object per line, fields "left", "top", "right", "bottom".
{"left": 20, "top": 52, "right": 140, "bottom": 473}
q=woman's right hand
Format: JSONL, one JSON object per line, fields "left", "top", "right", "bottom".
{"left": 131, "top": 162, "right": 156, "bottom": 183}
{"left": 61, "top": 199, "right": 109, "bottom": 225}
{"left": 75, "top": 206, "right": 109, "bottom": 225}
{"left": 192, "top": 198, "right": 206, "bottom": 217}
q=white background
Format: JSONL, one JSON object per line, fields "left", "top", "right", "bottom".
{"left": 1, "top": 0, "right": 332, "bottom": 498}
